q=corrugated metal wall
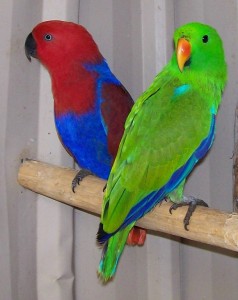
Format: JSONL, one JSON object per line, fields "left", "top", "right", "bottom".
{"left": 1, "top": 0, "right": 238, "bottom": 299}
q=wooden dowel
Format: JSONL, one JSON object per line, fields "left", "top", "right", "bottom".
{"left": 18, "top": 159, "right": 238, "bottom": 252}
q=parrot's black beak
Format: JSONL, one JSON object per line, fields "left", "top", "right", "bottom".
{"left": 25, "top": 33, "right": 37, "bottom": 61}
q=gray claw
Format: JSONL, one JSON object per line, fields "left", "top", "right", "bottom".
{"left": 72, "top": 169, "right": 93, "bottom": 193}
{"left": 169, "top": 196, "right": 208, "bottom": 230}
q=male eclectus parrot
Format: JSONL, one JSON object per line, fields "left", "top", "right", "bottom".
{"left": 25, "top": 20, "right": 146, "bottom": 246}
{"left": 97, "top": 22, "right": 227, "bottom": 282}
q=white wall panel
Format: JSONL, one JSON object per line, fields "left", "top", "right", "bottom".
{"left": 35, "top": 1, "right": 79, "bottom": 300}
{"left": 1, "top": 0, "right": 41, "bottom": 299}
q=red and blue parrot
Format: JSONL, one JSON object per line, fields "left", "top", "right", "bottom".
{"left": 25, "top": 20, "right": 146, "bottom": 246}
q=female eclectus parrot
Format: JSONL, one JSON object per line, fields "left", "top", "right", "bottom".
{"left": 97, "top": 22, "right": 227, "bottom": 282}
{"left": 24, "top": 20, "right": 146, "bottom": 246}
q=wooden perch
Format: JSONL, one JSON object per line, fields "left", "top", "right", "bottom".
{"left": 18, "top": 160, "right": 238, "bottom": 252}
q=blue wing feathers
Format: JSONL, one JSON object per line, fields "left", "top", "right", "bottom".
{"left": 55, "top": 111, "right": 111, "bottom": 179}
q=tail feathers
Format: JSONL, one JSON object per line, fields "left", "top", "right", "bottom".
{"left": 97, "top": 224, "right": 134, "bottom": 282}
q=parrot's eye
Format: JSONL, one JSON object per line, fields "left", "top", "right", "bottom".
{"left": 44, "top": 34, "right": 53, "bottom": 41}
{"left": 202, "top": 35, "right": 209, "bottom": 43}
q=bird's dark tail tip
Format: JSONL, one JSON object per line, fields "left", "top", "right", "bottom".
{"left": 97, "top": 223, "right": 111, "bottom": 245}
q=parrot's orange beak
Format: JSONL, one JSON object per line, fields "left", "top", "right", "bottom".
{"left": 176, "top": 38, "right": 191, "bottom": 72}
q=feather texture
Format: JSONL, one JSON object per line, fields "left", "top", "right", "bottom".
{"left": 25, "top": 20, "right": 133, "bottom": 179}
{"left": 97, "top": 22, "right": 227, "bottom": 281}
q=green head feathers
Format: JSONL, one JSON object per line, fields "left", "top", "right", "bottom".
{"left": 173, "top": 22, "right": 227, "bottom": 82}
{"left": 171, "top": 22, "right": 227, "bottom": 111}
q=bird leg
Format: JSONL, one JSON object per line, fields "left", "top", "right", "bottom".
{"left": 72, "top": 169, "right": 93, "bottom": 193}
{"left": 127, "top": 226, "right": 147, "bottom": 246}
{"left": 169, "top": 196, "right": 208, "bottom": 231}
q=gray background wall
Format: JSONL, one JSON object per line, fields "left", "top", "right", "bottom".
{"left": 1, "top": 0, "right": 238, "bottom": 299}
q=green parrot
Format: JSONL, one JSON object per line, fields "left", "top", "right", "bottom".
{"left": 97, "top": 22, "right": 227, "bottom": 282}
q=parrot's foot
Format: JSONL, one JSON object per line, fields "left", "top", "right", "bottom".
{"left": 72, "top": 169, "right": 93, "bottom": 193}
{"left": 169, "top": 196, "right": 208, "bottom": 231}
{"left": 126, "top": 226, "right": 146, "bottom": 246}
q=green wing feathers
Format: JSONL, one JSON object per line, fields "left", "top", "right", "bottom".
{"left": 102, "top": 81, "right": 212, "bottom": 233}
